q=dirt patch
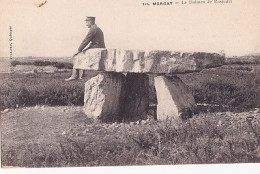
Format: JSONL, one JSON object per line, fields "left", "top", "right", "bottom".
{"left": 1, "top": 106, "right": 87, "bottom": 146}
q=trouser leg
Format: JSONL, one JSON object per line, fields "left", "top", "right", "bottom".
{"left": 71, "top": 68, "right": 78, "bottom": 78}
{"left": 79, "top": 69, "right": 84, "bottom": 78}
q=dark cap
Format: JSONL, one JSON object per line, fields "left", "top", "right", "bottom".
{"left": 85, "top": 16, "right": 96, "bottom": 21}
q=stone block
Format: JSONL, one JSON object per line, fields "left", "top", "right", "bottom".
{"left": 73, "top": 49, "right": 225, "bottom": 74}
{"left": 83, "top": 72, "right": 125, "bottom": 122}
{"left": 192, "top": 52, "right": 225, "bottom": 69}
{"left": 73, "top": 48, "right": 107, "bottom": 70}
{"left": 101, "top": 49, "right": 117, "bottom": 71}
{"left": 115, "top": 50, "right": 145, "bottom": 72}
{"left": 143, "top": 51, "right": 225, "bottom": 73}
{"left": 154, "top": 75, "right": 197, "bottom": 120}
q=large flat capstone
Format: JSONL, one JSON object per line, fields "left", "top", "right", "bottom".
{"left": 73, "top": 49, "right": 225, "bottom": 74}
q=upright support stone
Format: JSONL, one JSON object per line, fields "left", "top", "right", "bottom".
{"left": 83, "top": 72, "right": 125, "bottom": 122}
{"left": 154, "top": 75, "right": 197, "bottom": 120}
{"left": 119, "top": 73, "right": 149, "bottom": 121}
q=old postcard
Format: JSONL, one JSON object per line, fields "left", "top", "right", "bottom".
{"left": 0, "top": 0, "right": 260, "bottom": 173}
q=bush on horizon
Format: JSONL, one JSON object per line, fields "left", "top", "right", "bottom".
{"left": 10, "top": 60, "right": 73, "bottom": 69}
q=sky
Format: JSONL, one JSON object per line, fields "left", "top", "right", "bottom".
{"left": 0, "top": 0, "right": 259, "bottom": 57}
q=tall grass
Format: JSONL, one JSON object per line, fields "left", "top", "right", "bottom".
{"left": 1, "top": 64, "right": 260, "bottom": 167}
{"left": 1, "top": 65, "right": 260, "bottom": 112}
{"left": 2, "top": 113, "right": 260, "bottom": 167}
{"left": 179, "top": 65, "right": 260, "bottom": 112}
{"left": 0, "top": 71, "right": 97, "bottom": 110}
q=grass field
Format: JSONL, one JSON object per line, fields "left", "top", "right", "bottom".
{"left": 1, "top": 64, "right": 260, "bottom": 167}
{"left": 1, "top": 106, "right": 260, "bottom": 167}
{"left": 0, "top": 71, "right": 97, "bottom": 110}
{"left": 1, "top": 65, "right": 259, "bottom": 112}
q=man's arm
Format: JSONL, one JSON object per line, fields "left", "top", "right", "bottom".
{"left": 78, "top": 28, "right": 96, "bottom": 52}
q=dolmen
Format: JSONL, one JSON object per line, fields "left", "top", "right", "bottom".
{"left": 73, "top": 49, "right": 225, "bottom": 122}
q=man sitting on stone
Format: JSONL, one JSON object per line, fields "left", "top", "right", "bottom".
{"left": 65, "top": 16, "right": 106, "bottom": 81}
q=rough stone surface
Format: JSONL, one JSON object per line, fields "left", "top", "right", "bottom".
{"left": 119, "top": 73, "right": 149, "bottom": 121}
{"left": 115, "top": 50, "right": 145, "bottom": 73}
{"left": 225, "top": 56, "right": 260, "bottom": 65}
{"left": 73, "top": 49, "right": 107, "bottom": 70}
{"left": 83, "top": 72, "right": 125, "bottom": 122}
{"left": 102, "top": 49, "right": 116, "bottom": 71}
{"left": 73, "top": 49, "right": 225, "bottom": 74}
{"left": 143, "top": 51, "right": 225, "bottom": 73}
{"left": 154, "top": 75, "right": 197, "bottom": 120}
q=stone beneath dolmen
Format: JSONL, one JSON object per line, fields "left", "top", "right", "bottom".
{"left": 73, "top": 49, "right": 225, "bottom": 74}
{"left": 83, "top": 72, "right": 125, "bottom": 122}
{"left": 154, "top": 75, "right": 197, "bottom": 120}
{"left": 119, "top": 73, "right": 149, "bottom": 121}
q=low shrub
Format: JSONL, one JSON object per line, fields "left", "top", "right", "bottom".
{"left": 33, "top": 60, "right": 52, "bottom": 66}
{"left": 10, "top": 60, "right": 33, "bottom": 66}
{"left": 10, "top": 60, "right": 73, "bottom": 69}
{"left": 53, "top": 62, "right": 73, "bottom": 69}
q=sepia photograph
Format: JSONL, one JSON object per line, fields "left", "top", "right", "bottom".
{"left": 0, "top": 0, "right": 260, "bottom": 173}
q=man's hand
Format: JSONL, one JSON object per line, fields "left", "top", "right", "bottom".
{"left": 73, "top": 52, "right": 79, "bottom": 58}
{"left": 73, "top": 48, "right": 88, "bottom": 58}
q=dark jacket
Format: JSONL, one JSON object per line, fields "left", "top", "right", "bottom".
{"left": 78, "top": 24, "right": 106, "bottom": 52}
